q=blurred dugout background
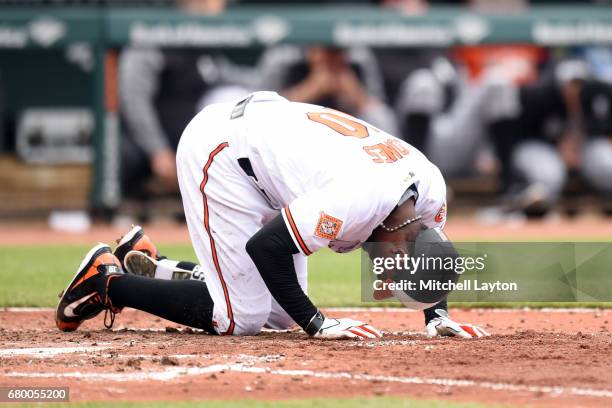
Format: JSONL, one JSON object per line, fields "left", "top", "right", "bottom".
{"left": 1, "top": 0, "right": 612, "bottom": 230}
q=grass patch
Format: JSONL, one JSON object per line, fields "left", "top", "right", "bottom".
{"left": 12, "top": 396, "right": 513, "bottom": 408}
{"left": 0, "top": 244, "right": 197, "bottom": 307}
{"left": 0, "top": 244, "right": 363, "bottom": 308}
{"left": 0, "top": 244, "right": 610, "bottom": 309}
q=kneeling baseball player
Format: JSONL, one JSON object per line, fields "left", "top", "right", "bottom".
{"left": 56, "top": 92, "right": 488, "bottom": 339}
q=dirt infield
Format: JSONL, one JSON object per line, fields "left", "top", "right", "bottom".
{"left": 1, "top": 218, "right": 611, "bottom": 406}
{"left": 1, "top": 308, "right": 610, "bottom": 407}
{"left": 0, "top": 214, "right": 611, "bottom": 246}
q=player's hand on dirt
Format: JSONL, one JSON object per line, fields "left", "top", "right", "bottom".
{"left": 313, "top": 317, "right": 382, "bottom": 340}
{"left": 425, "top": 310, "right": 489, "bottom": 339}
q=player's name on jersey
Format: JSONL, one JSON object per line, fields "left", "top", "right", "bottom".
{"left": 372, "top": 279, "right": 518, "bottom": 293}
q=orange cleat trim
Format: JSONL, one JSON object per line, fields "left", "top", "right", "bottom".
{"left": 133, "top": 235, "right": 158, "bottom": 259}
{"left": 56, "top": 320, "right": 79, "bottom": 332}
{"left": 72, "top": 252, "right": 118, "bottom": 290}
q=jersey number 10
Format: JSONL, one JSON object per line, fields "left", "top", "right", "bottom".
{"left": 307, "top": 111, "right": 409, "bottom": 164}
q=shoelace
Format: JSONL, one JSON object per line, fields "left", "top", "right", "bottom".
{"left": 103, "top": 309, "right": 116, "bottom": 329}
{"left": 102, "top": 275, "right": 122, "bottom": 330}
{"left": 102, "top": 298, "right": 121, "bottom": 330}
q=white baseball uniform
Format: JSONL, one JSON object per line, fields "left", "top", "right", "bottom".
{"left": 176, "top": 91, "right": 447, "bottom": 335}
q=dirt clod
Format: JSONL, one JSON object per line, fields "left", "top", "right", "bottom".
{"left": 160, "top": 356, "right": 179, "bottom": 366}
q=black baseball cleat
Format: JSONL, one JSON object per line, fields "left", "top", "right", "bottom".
{"left": 56, "top": 243, "right": 124, "bottom": 332}
{"left": 114, "top": 225, "right": 160, "bottom": 270}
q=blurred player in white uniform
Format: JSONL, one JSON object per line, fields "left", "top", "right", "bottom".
{"left": 56, "top": 91, "right": 488, "bottom": 340}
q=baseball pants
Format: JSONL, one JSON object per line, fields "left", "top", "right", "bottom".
{"left": 176, "top": 107, "right": 307, "bottom": 336}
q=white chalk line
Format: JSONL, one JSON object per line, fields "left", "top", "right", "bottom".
{"left": 0, "top": 345, "right": 113, "bottom": 357}
{"left": 0, "top": 345, "right": 286, "bottom": 364}
{"left": 1, "top": 307, "right": 54, "bottom": 312}
{"left": 2, "top": 307, "right": 608, "bottom": 313}
{"left": 7, "top": 363, "right": 612, "bottom": 399}
{"left": 346, "top": 339, "right": 420, "bottom": 347}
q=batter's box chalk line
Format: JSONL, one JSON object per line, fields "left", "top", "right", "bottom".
{"left": 6, "top": 363, "right": 612, "bottom": 399}
{"left": 0, "top": 345, "right": 114, "bottom": 357}
{"left": 0, "top": 346, "right": 286, "bottom": 365}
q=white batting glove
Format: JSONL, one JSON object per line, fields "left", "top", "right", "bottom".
{"left": 313, "top": 317, "right": 383, "bottom": 340}
{"left": 426, "top": 310, "right": 490, "bottom": 339}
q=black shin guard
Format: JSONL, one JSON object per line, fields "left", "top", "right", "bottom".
{"left": 108, "top": 274, "right": 216, "bottom": 333}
